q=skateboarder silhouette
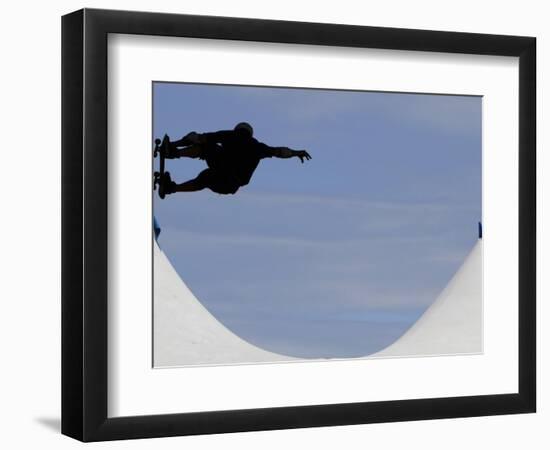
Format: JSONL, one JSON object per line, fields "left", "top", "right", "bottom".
{"left": 156, "top": 122, "right": 311, "bottom": 196}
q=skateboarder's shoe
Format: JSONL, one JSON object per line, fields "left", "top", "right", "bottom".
{"left": 164, "top": 180, "right": 177, "bottom": 195}
{"left": 164, "top": 142, "right": 181, "bottom": 159}
{"left": 159, "top": 135, "right": 179, "bottom": 159}
{"left": 158, "top": 171, "right": 176, "bottom": 199}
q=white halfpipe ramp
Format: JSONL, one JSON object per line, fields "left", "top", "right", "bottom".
{"left": 154, "top": 240, "right": 482, "bottom": 366}
{"left": 373, "top": 240, "right": 482, "bottom": 358}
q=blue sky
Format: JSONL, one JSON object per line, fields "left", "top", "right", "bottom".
{"left": 153, "top": 82, "right": 481, "bottom": 358}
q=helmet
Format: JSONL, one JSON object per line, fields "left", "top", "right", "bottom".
{"left": 234, "top": 122, "right": 253, "bottom": 137}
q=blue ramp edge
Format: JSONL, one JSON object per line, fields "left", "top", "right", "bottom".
{"left": 154, "top": 216, "right": 161, "bottom": 241}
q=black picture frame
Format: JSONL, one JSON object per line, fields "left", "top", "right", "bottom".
{"left": 61, "top": 8, "right": 536, "bottom": 442}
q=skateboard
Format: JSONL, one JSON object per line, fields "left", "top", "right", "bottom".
{"left": 153, "top": 134, "right": 173, "bottom": 199}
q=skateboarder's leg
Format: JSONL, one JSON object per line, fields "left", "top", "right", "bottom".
{"left": 170, "top": 144, "right": 203, "bottom": 159}
{"left": 171, "top": 132, "right": 201, "bottom": 147}
{"left": 172, "top": 168, "right": 211, "bottom": 193}
{"left": 172, "top": 178, "right": 207, "bottom": 192}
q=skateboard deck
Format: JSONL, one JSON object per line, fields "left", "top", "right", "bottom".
{"left": 153, "top": 135, "right": 172, "bottom": 199}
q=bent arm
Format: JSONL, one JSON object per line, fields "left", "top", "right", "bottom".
{"left": 201, "top": 130, "right": 233, "bottom": 145}
{"left": 172, "top": 130, "right": 231, "bottom": 147}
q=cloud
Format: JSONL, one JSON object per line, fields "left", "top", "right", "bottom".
{"left": 228, "top": 86, "right": 481, "bottom": 137}
{"left": 157, "top": 188, "right": 477, "bottom": 317}
{"left": 156, "top": 83, "right": 481, "bottom": 142}
{"left": 156, "top": 190, "right": 479, "bottom": 247}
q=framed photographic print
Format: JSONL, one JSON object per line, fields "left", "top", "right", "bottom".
{"left": 61, "top": 8, "right": 536, "bottom": 442}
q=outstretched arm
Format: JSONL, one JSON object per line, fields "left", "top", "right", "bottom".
{"left": 270, "top": 147, "right": 312, "bottom": 163}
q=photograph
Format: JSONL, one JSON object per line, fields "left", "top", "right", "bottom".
{"left": 57, "top": 5, "right": 537, "bottom": 442}
{"left": 152, "top": 82, "right": 483, "bottom": 367}
{"left": 0, "top": 0, "right": 544, "bottom": 447}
